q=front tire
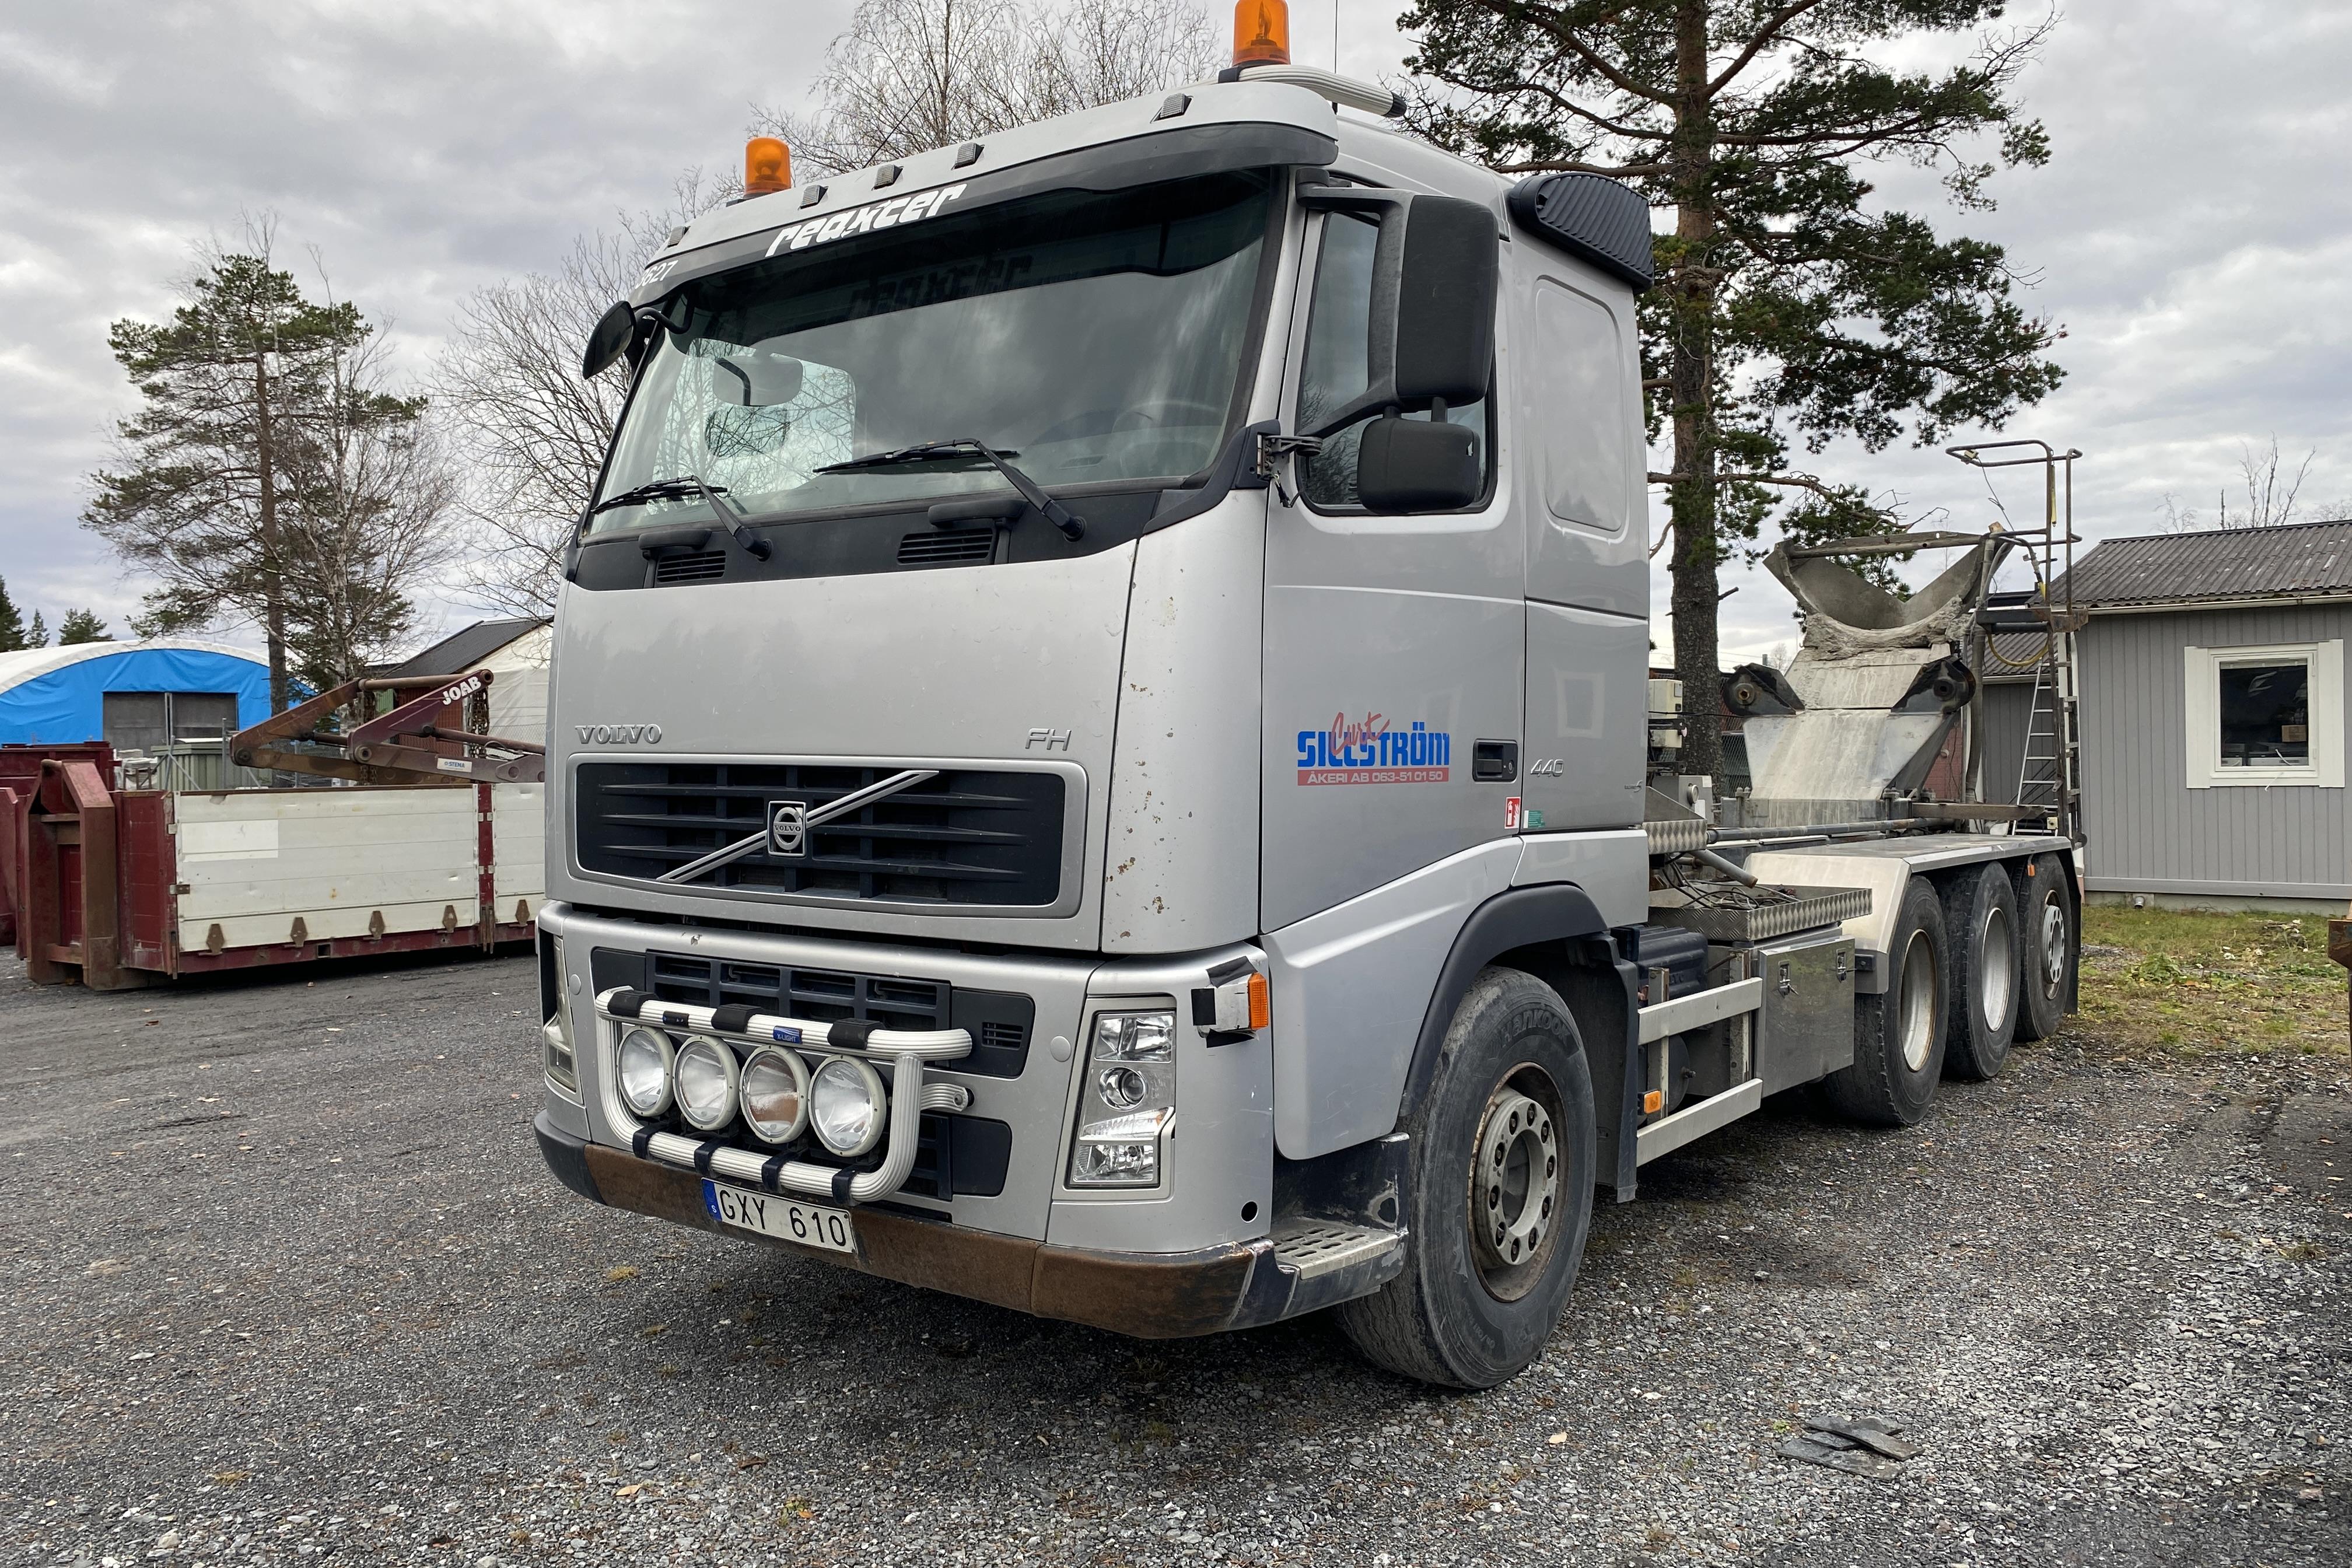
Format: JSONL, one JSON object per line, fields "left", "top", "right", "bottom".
{"left": 1941, "top": 863, "right": 2020, "bottom": 1081}
{"left": 1336, "top": 967, "right": 1595, "bottom": 1389}
{"left": 1824, "top": 876, "right": 1948, "bottom": 1127}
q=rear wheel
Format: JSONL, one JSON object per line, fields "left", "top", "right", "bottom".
{"left": 1941, "top": 863, "right": 2020, "bottom": 1081}
{"left": 1336, "top": 967, "right": 1595, "bottom": 1388}
{"left": 1824, "top": 876, "right": 1948, "bottom": 1126}
{"left": 2014, "top": 853, "right": 2075, "bottom": 1041}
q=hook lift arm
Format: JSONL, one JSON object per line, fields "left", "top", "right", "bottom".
{"left": 230, "top": 668, "right": 547, "bottom": 786}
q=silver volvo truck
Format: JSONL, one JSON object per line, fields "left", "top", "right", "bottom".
{"left": 531, "top": 62, "right": 2081, "bottom": 1388}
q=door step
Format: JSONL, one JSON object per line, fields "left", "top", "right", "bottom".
{"left": 1270, "top": 1219, "right": 1399, "bottom": 1280}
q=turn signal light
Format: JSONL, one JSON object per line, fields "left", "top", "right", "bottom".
{"left": 1247, "top": 971, "right": 1270, "bottom": 1031}
{"left": 744, "top": 136, "right": 792, "bottom": 197}
{"left": 1232, "top": 0, "right": 1289, "bottom": 68}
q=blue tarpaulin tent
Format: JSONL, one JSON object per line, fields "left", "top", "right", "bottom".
{"left": 0, "top": 639, "right": 274, "bottom": 746}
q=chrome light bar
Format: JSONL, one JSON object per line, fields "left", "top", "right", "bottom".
{"left": 593, "top": 987, "right": 973, "bottom": 1061}
{"left": 593, "top": 986, "right": 974, "bottom": 1206}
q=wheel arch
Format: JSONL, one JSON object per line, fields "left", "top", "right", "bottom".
{"left": 1395, "top": 883, "right": 1643, "bottom": 1199}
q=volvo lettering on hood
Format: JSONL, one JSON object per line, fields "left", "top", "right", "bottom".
{"left": 576, "top": 724, "right": 663, "bottom": 745}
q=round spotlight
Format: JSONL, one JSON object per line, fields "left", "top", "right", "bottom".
{"left": 616, "top": 1027, "right": 675, "bottom": 1118}
{"left": 673, "top": 1035, "right": 740, "bottom": 1132}
{"left": 810, "top": 1056, "right": 886, "bottom": 1157}
{"left": 738, "top": 1046, "right": 811, "bottom": 1143}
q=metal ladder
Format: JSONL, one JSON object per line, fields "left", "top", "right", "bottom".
{"left": 2015, "top": 632, "right": 2080, "bottom": 840}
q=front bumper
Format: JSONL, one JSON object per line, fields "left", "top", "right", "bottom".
{"left": 535, "top": 1110, "right": 1288, "bottom": 1339}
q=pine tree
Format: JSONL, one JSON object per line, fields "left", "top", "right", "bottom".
{"left": 1402, "top": 0, "right": 2065, "bottom": 779}
{"left": 0, "top": 576, "right": 26, "bottom": 652}
{"left": 26, "top": 610, "right": 49, "bottom": 648}
{"left": 83, "top": 225, "right": 428, "bottom": 711}
{"left": 57, "top": 609, "right": 111, "bottom": 645}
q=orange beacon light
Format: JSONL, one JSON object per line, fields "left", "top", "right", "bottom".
{"left": 744, "top": 136, "right": 792, "bottom": 197}
{"left": 1233, "top": 0, "right": 1290, "bottom": 68}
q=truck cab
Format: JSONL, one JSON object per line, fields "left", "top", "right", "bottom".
{"left": 531, "top": 51, "right": 2077, "bottom": 1389}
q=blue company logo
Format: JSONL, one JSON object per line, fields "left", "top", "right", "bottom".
{"left": 1296, "top": 712, "right": 1451, "bottom": 786}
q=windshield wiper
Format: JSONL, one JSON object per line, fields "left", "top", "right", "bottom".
{"left": 816, "top": 439, "right": 1084, "bottom": 540}
{"left": 589, "top": 474, "right": 771, "bottom": 559}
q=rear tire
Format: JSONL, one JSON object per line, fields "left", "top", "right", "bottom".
{"left": 1941, "top": 863, "right": 2020, "bottom": 1081}
{"left": 1336, "top": 967, "right": 1595, "bottom": 1389}
{"left": 2014, "top": 853, "right": 2075, "bottom": 1041}
{"left": 1824, "top": 876, "right": 1948, "bottom": 1127}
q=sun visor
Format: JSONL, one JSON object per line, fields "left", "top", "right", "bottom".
{"left": 630, "top": 121, "right": 1337, "bottom": 307}
{"left": 1505, "top": 172, "right": 1655, "bottom": 292}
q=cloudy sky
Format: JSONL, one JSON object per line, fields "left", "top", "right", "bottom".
{"left": 2, "top": 0, "right": 2347, "bottom": 663}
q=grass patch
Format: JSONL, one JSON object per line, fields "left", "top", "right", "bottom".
{"left": 2076, "top": 905, "right": 2346, "bottom": 1063}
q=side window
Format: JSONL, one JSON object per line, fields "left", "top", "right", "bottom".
{"left": 1531, "top": 282, "right": 1629, "bottom": 533}
{"left": 1296, "top": 212, "right": 1490, "bottom": 510}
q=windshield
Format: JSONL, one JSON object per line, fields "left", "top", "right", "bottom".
{"left": 588, "top": 170, "right": 1277, "bottom": 533}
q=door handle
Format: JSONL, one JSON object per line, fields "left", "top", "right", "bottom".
{"left": 1472, "top": 740, "right": 1519, "bottom": 782}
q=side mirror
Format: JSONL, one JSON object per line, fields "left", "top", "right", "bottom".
{"left": 582, "top": 300, "right": 636, "bottom": 379}
{"left": 1388, "top": 196, "right": 1498, "bottom": 407}
{"left": 1356, "top": 413, "right": 1480, "bottom": 513}
{"left": 1299, "top": 188, "right": 1498, "bottom": 435}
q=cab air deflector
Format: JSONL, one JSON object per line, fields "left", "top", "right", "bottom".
{"left": 1505, "top": 172, "right": 1655, "bottom": 292}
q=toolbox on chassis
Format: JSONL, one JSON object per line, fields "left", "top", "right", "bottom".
{"left": 531, "top": 22, "right": 2082, "bottom": 1389}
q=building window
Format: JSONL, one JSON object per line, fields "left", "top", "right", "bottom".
{"left": 2183, "top": 639, "right": 2343, "bottom": 789}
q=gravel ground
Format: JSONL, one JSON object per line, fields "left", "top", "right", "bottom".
{"left": 3, "top": 946, "right": 2347, "bottom": 1567}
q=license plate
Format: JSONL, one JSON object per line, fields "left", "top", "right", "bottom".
{"left": 701, "top": 1180, "right": 858, "bottom": 1254}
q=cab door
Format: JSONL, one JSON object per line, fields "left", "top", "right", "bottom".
{"left": 1259, "top": 207, "right": 1525, "bottom": 932}
{"left": 1516, "top": 267, "right": 1648, "bottom": 834}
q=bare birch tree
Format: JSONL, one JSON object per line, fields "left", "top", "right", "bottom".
{"left": 758, "top": 0, "right": 1218, "bottom": 175}
{"left": 2157, "top": 436, "right": 2323, "bottom": 532}
{"left": 279, "top": 331, "right": 460, "bottom": 690}
{"left": 432, "top": 178, "right": 732, "bottom": 615}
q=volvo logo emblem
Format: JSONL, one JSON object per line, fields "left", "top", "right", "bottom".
{"left": 768, "top": 800, "right": 808, "bottom": 858}
{"left": 575, "top": 724, "right": 662, "bottom": 745}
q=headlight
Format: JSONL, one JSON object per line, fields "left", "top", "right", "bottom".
{"left": 616, "top": 1027, "right": 674, "bottom": 1117}
{"left": 810, "top": 1056, "right": 886, "bottom": 1157}
{"left": 738, "top": 1047, "right": 810, "bottom": 1143}
{"left": 1093, "top": 1011, "right": 1175, "bottom": 1062}
{"left": 673, "top": 1035, "right": 740, "bottom": 1132}
{"left": 1069, "top": 1009, "right": 1176, "bottom": 1188}
{"left": 541, "top": 936, "right": 579, "bottom": 1093}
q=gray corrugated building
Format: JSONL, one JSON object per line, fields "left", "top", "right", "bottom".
{"left": 1986, "top": 520, "right": 2350, "bottom": 911}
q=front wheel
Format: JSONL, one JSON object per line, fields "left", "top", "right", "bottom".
{"left": 1336, "top": 967, "right": 1595, "bottom": 1388}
